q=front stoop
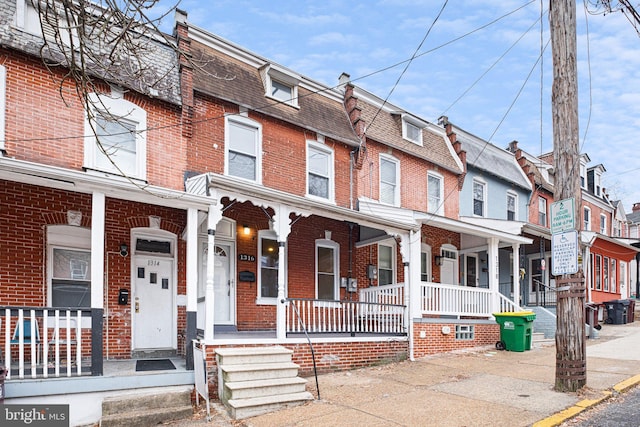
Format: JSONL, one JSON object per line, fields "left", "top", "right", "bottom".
{"left": 217, "top": 346, "right": 314, "bottom": 419}
{"left": 100, "top": 387, "right": 193, "bottom": 427}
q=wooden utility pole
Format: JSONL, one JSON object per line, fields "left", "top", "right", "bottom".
{"left": 550, "top": 0, "right": 586, "bottom": 392}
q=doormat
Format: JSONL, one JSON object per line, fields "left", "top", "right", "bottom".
{"left": 135, "top": 359, "right": 176, "bottom": 372}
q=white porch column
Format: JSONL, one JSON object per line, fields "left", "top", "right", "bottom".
{"left": 487, "top": 237, "right": 500, "bottom": 313}
{"left": 399, "top": 229, "right": 421, "bottom": 362}
{"left": 185, "top": 208, "right": 199, "bottom": 368}
{"left": 512, "top": 243, "right": 520, "bottom": 309}
{"left": 186, "top": 208, "right": 199, "bottom": 314}
{"left": 205, "top": 203, "right": 223, "bottom": 342}
{"left": 90, "top": 191, "right": 105, "bottom": 309}
{"left": 273, "top": 204, "right": 292, "bottom": 340}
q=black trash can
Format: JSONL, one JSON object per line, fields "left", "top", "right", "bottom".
{"left": 0, "top": 366, "right": 6, "bottom": 403}
{"left": 605, "top": 300, "right": 629, "bottom": 324}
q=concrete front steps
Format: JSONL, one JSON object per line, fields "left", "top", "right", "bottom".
{"left": 100, "top": 386, "right": 193, "bottom": 427}
{"left": 217, "top": 346, "right": 314, "bottom": 419}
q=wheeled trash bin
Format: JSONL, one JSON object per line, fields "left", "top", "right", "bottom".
{"left": 493, "top": 311, "right": 536, "bottom": 352}
{"left": 604, "top": 300, "right": 629, "bottom": 324}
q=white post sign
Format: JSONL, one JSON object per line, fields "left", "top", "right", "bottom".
{"left": 550, "top": 197, "right": 575, "bottom": 235}
{"left": 552, "top": 230, "right": 579, "bottom": 276}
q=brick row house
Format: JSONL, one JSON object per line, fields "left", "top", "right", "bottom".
{"left": 507, "top": 145, "right": 639, "bottom": 322}
{"left": 1, "top": 1, "right": 630, "bottom": 425}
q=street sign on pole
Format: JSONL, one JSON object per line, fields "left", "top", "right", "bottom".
{"left": 550, "top": 197, "right": 575, "bottom": 235}
{"left": 552, "top": 230, "right": 579, "bottom": 276}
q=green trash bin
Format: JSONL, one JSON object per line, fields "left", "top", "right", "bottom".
{"left": 493, "top": 311, "right": 536, "bottom": 352}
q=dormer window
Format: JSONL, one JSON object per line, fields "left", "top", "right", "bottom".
{"left": 400, "top": 114, "right": 426, "bottom": 145}
{"left": 271, "top": 79, "right": 293, "bottom": 103}
{"left": 261, "top": 64, "right": 299, "bottom": 108}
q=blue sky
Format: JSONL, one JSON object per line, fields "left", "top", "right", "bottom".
{"left": 155, "top": 1, "right": 640, "bottom": 213}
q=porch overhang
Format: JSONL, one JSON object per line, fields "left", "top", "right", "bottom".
{"left": 581, "top": 231, "right": 640, "bottom": 260}
{"left": 188, "top": 173, "right": 419, "bottom": 235}
{"left": 0, "top": 157, "right": 214, "bottom": 210}
{"left": 416, "top": 213, "right": 532, "bottom": 245}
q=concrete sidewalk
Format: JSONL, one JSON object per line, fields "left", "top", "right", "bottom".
{"left": 169, "top": 320, "right": 640, "bottom": 426}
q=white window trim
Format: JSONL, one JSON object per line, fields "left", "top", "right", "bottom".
{"left": 507, "top": 191, "right": 518, "bottom": 221}
{"left": 47, "top": 225, "right": 92, "bottom": 307}
{"left": 421, "top": 243, "right": 432, "bottom": 283}
{"left": 0, "top": 64, "right": 5, "bottom": 152}
{"left": 378, "top": 240, "right": 397, "bottom": 286}
{"left": 427, "top": 171, "right": 444, "bottom": 215}
{"left": 262, "top": 65, "right": 300, "bottom": 108}
{"left": 401, "top": 114, "right": 425, "bottom": 146}
{"left": 380, "top": 154, "right": 400, "bottom": 207}
{"left": 472, "top": 178, "right": 487, "bottom": 217}
{"left": 84, "top": 92, "right": 147, "bottom": 180}
{"left": 584, "top": 207, "right": 591, "bottom": 231}
{"left": 224, "top": 114, "right": 262, "bottom": 184}
{"left": 539, "top": 196, "right": 548, "bottom": 226}
{"left": 600, "top": 214, "right": 607, "bottom": 235}
{"left": 306, "top": 140, "right": 335, "bottom": 203}
{"left": 257, "top": 230, "right": 285, "bottom": 305}
{"left": 315, "top": 238, "right": 339, "bottom": 301}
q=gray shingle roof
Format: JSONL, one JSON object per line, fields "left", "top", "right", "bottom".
{"left": 455, "top": 127, "right": 531, "bottom": 190}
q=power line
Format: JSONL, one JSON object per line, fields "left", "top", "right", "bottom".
{"left": 0, "top": 1, "right": 538, "bottom": 146}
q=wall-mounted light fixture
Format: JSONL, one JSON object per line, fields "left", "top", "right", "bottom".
{"left": 434, "top": 255, "right": 443, "bottom": 266}
{"left": 119, "top": 243, "right": 129, "bottom": 257}
{"left": 243, "top": 224, "right": 251, "bottom": 236}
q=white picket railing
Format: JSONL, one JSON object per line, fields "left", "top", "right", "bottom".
{"left": 2, "top": 308, "right": 86, "bottom": 379}
{"left": 286, "top": 298, "right": 406, "bottom": 335}
{"left": 359, "top": 283, "right": 405, "bottom": 306}
{"left": 420, "top": 282, "right": 494, "bottom": 317}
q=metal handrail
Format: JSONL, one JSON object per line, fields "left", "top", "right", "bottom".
{"left": 284, "top": 299, "right": 320, "bottom": 400}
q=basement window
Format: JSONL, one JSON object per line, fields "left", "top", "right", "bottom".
{"left": 455, "top": 325, "right": 474, "bottom": 341}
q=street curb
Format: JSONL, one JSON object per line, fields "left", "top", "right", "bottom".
{"left": 532, "top": 374, "right": 640, "bottom": 427}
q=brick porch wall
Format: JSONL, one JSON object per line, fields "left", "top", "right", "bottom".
{"left": 412, "top": 321, "right": 499, "bottom": 358}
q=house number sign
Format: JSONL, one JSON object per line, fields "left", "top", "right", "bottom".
{"left": 238, "top": 254, "right": 255, "bottom": 262}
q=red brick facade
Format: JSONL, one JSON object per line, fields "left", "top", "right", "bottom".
{"left": 412, "top": 322, "right": 499, "bottom": 357}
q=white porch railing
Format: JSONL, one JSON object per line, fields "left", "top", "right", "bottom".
{"left": 498, "top": 293, "right": 520, "bottom": 313}
{"left": 359, "top": 283, "right": 405, "bottom": 306}
{"left": 286, "top": 298, "right": 406, "bottom": 335}
{"left": 2, "top": 307, "right": 87, "bottom": 379}
{"left": 421, "top": 282, "right": 494, "bottom": 317}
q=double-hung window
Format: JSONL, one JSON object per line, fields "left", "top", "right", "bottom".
{"left": 427, "top": 172, "right": 443, "bottom": 215}
{"left": 584, "top": 207, "right": 591, "bottom": 231}
{"left": 472, "top": 179, "right": 486, "bottom": 217}
{"left": 507, "top": 192, "right": 517, "bottom": 221}
{"left": 378, "top": 243, "right": 395, "bottom": 285}
{"left": 600, "top": 214, "right": 607, "bottom": 235}
{"left": 48, "top": 225, "right": 91, "bottom": 308}
{"left": 539, "top": 197, "right": 547, "bottom": 226}
{"left": 307, "top": 141, "right": 334, "bottom": 201}
{"left": 85, "top": 92, "right": 147, "bottom": 180}
{"left": 316, "top": 239, "right": 339, "bottom": 300}
{"left": 225, "top": 115, "right": 261, "bottom": 182}
{"left": 380, "top": 155, "right": 400, "bottom": 206}
{"left": 258, "top": 231, "right": 279, "bottom": 303}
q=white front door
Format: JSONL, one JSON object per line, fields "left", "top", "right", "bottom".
{"left": 214, "top": 242, "right": 235, "bottom": 325}
{"left": 133, "top": 256, "right": 175, "bottom": 350}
